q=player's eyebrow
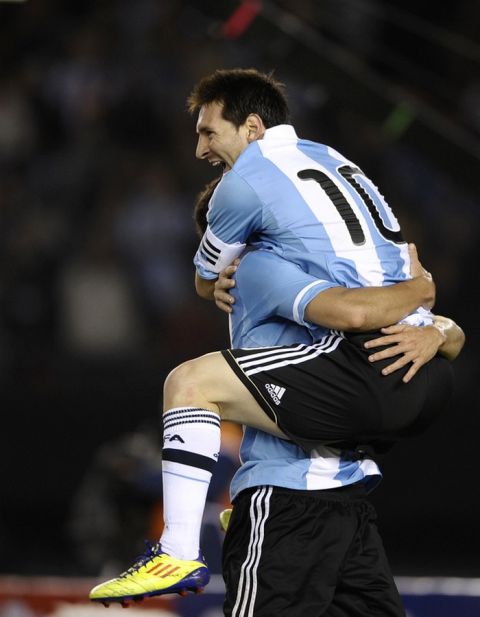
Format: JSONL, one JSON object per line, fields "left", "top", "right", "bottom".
{"left": 197, "top": 123, "right": 215, "bottom": 135}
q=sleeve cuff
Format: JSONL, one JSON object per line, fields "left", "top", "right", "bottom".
{"left": 293, "top": 280, "right": 337, "bottom": 326}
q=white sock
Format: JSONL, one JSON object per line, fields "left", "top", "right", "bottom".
{"left": 160, "top": 407, "right": 221, "bottom": 560}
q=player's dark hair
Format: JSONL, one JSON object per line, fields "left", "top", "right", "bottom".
{"left": 187, "top": 68, "right": 290, "bottom": 128}
{"left": 193, "top": 177, "right": 221, "bottom": 238}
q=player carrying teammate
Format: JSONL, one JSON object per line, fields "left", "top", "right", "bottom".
{"left": 89, "top": 69, "right": 463, "bottom": 605}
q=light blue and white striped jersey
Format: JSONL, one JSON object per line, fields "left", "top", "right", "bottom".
{"left": 195, "top": 124, "right": 432, "bottom": 327}
{"left": 228, "top": 249, "right": 382, "bottom": 501}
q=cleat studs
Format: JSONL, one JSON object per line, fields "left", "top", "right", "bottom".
{"left": 101, "top": 602, "right": 110, "bottom": 608}
{"left": 120, "top": 601, "right": 130, "bottom": 608}
{"left": 178, "top": 589, "right": 188, "bottom": 597}
{"left": 195, "top": 587, "right": 204, "bottom": 595}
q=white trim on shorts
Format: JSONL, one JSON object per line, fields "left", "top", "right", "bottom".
{"left": 237, "top": 333, "right": 343, "bottom": 377}
{"left": 231, "top": 486, "right": 273, "bottom": 617}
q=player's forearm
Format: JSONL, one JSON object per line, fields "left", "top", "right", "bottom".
{"left": 304, "top": 275, "right": 435, "bottom": 332}
{"left": 195, "top": 273, "right": 216, "bottom": 300}
{"left": 432, "top": 315, "right": 465, "bottom": 361}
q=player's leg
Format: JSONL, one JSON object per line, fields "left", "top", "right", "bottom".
{"left": 160, "top": 351, "right": 286, "bottom": 561}
{"left": 395, "top": 355, "right": 454, "bottom": 437}
{"left": 163, "top": 350, "right": 288, "bottom": 434}
{"left": 345, "top": 332, "right": 455, "bottom": 438}
{"left": 221, "top": 339, "right": 382, "bottom": 450}
{"left": 89, "top": 351, "right": 284, "bottom": 605}
{"left": 223, "top": 484, "right": 370, "bottom": 617}
{"left": 324, "top": 499, "right": 405, "bottom": 617}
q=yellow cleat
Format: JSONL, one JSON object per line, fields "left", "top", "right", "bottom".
{"left": 219, "top": 508, "right": 232, "bottom": 532}
{"left": 89, "top": 542, "right": 210, "bottom": 604}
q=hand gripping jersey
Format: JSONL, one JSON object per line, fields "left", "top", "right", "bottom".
{"left": 227, "top": 249, "right": 381, "bottom": 501}
{"left": 195, "top": 125, "right": 431, "bottom": 327}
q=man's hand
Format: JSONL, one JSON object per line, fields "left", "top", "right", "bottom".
{"left": 365, "top": 323, "right": 446, "bottom": 383}
{"left": 408, "top": 243, "right": 435, "bottom": 310}
{"left": 214, "top": 259, "right": 241, "bottom": 313}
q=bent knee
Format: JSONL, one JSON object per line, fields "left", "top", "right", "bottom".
{"left": 164, "top": 359, "right": 199, "bottom": 401}
{"left": 163, "top": 353, "right": 224, "bottom": 412}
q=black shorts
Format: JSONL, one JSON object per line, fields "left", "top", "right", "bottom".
{"left": 222, "top": 332, "right": 454, "bottom": 452}
{"left": 222, "top": 484, "right": 405, "bottom": 617}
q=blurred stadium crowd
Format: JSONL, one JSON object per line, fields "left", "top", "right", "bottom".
{"left": 0, "top": 0, "right": 478, "bottom": 579}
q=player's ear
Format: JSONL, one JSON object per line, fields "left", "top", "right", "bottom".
{"left": 246, "top": 114, "right": 266, "bottom": 142}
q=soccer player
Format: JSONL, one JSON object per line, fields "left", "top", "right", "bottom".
{"left": 178, "top": 71, "right": 454, "bottom": 463}
{"left": 89, "top": 69, "right": 463, "bottom": 604}
{"left": 216, "top": 255, "right": 461, "bottom": 617}
{"left": 201, "top": 184, "right": 465, "bottom": 617}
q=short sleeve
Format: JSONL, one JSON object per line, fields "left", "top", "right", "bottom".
{"left": 194, "top": 171, "right": 264, "bottom": 278}
{"left": 235, "top": 251, "right": 337, "bottom": 327}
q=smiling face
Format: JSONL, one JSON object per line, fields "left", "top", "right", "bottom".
{"left": 195, "top": 101, "right": 265, "bottom": 171}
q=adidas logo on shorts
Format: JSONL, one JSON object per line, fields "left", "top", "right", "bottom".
{"left": 265, "top": 383, "right": 286, "bottom": 405}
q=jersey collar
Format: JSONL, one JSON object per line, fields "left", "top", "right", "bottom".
{"left": 262, "top": 124, "right": 298, "bottom": 141}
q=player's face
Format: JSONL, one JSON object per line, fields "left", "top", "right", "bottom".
{"left": 195, "top": 102, "right": 249, "bottom": 171}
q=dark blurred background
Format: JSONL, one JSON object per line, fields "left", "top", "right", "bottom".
{"left": 0, "top": 0, "right": 478, "bottom": 580}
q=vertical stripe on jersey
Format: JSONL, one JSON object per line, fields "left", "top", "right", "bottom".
{"left": 232, "top": 486, "right": 272, "bottom": 617}
{"left": 352, "top": 172, "right": 410, "bottom": 281}
{"left": 256, "top": 136, "right": 407, "bottom": 287}
{"left": 302, "top": 142, "right": 409, "bottom": 283}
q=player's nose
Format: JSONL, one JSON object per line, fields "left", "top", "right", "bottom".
{"left": 196, "top": 135, "right": 209, "bottom": 160}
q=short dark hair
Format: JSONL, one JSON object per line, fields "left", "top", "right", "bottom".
{"left": 193, "top": 177, "right": 221, "bottom": 238}
{"left": 187, "top": 68, "right": 290, "bottom": 128}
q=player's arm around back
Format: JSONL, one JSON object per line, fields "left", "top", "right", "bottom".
{"left": 304, "top": 275, "right": 434, "bottom": 332}
{"left": 304, "top": 243, "right": 434, "bottom": 332}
